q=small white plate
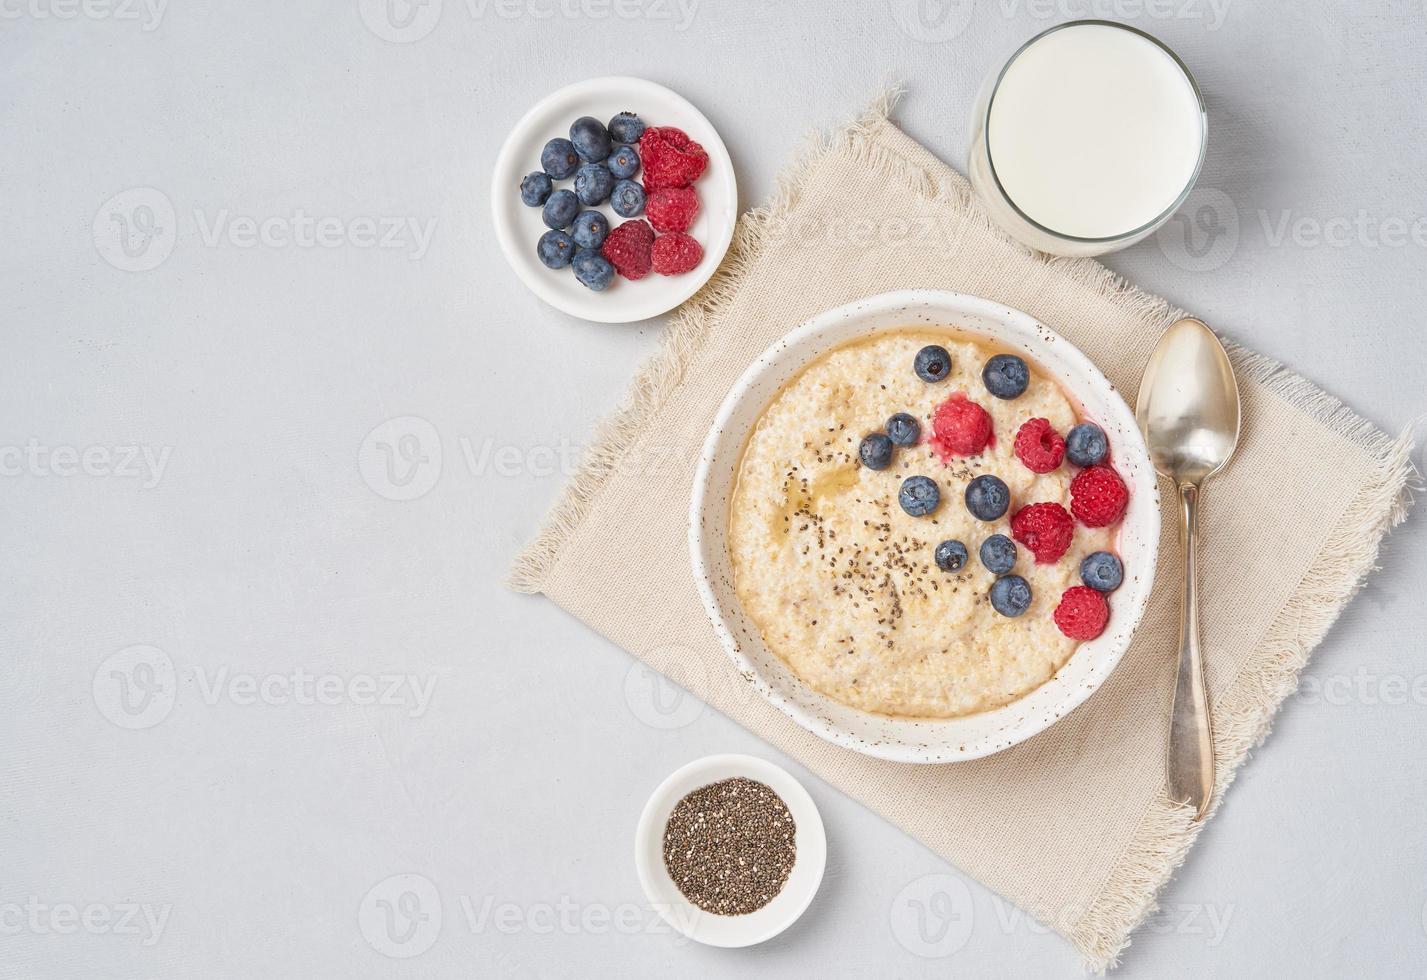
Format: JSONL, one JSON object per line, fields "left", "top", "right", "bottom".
{"left": 491, "top": 76, "right": 737, "bottom": 324}
{"left": 634, "top": 754, "right": 826, "bottom": 947}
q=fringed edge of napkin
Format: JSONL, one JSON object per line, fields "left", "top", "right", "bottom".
{"left": 509, "top": 89, "right": 1420, "bottom": 972}
{"left": 1072, "top": 407, "right": 1416, "bottom": 971}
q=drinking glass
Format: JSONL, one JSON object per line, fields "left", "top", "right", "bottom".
{"left": 967, "top": 20, "right": 1207, "bottom": 257}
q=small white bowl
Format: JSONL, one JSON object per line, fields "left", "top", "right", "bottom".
{"left": 634, "top": 754, "right": 826, "bottom": 947}
{"left": 688, "top": 290, "right": 1161, "bottom": 764}
{"left": 490, "top": 76, "right": 737, "bottom": 324}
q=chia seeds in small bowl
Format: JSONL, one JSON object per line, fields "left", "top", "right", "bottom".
{"left": 634, "top": 754, "right": 826, "bottom": 947}
{"left": 662, "top": 776, "right": 796, "bottom": 916}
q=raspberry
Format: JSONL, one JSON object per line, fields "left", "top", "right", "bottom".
{"left": 600, "top": 219, "right": 654, "bottom": 280}
{"left": 1070, "top": 465, "right": 1128, "bottom": 527}
{"left": 1013, "top": 418, "right": 1065, "bottom": 473}
{"left": 650, "top": 232, "right": 703, "bottom": 275}
{"left": 930, "top": 393, "right": 994, "bottom": 460}
{"left": 1010, "top": 502, "right": 1074, "bottom": 564}
{"left": 639, "top": 126, "right": 708, "bottom": 190}
{"left": 1054, "top": 585, "right": 1110, "bottom": 640}
{"left": 646, "top": 186, "right": 700, "bottom": 233}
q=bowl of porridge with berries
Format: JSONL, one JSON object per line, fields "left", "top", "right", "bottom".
{"left": 690, "top": 291, "right": 1160, "bottom": 762}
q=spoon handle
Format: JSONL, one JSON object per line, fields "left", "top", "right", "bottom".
{"left": 1168, "top": 482, "right": 1215, "bottom": 820}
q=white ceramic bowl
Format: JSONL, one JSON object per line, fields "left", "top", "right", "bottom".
{"left": 634, "top": 754, "right": 826, "bottom": 947}
{"left": 491, "top": 76, "right": 737, "bottom": 324}
{"left": 689, "top": 290, "right": 1160, "bottom": 764}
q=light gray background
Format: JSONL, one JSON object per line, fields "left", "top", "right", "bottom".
{"left": 4, "top": 1, "right": 1425, "bottom": 977}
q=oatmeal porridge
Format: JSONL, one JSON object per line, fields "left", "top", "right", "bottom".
{"left": 728, "top": 329, "right": 1128, "bottom": 719}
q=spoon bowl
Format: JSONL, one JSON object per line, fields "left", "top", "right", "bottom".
{"left": 1137, "top": 318, "right": 1240, "bottom": 483}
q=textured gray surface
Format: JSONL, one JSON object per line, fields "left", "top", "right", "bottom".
{"left": 3, "top": 1, "right": 1425, "bottom": 977}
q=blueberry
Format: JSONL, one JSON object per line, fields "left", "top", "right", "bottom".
{"left": 979, "top": 534, "right": 1017, "bottom": 574}
{"left": 571, "top": 210, "right": 609, "bottom": 250}
{"left": 934, "top": 539, "right": 969, "bottom": 572}
{"left": 520, "top": 171, "right": 552, "bottom": 207}
{"left": 1080, "top": 551, "right": 1124, "bottom": 592}
{"left": 610, "top": 179, "right": 646, "bottom": 217}
{"left": 572, "top": 250, "right": 614, "bottom": 291}
{"left": 1066, "top": 422, "right": 1109, "bottom": 467}
{"left": 886, "top": 412, "right": 920, "bottom": 446}
{"left": 914, "top": 345, "right": 951, "bottom": 383}
{"left": 536, "top": 229, "right": 575, "bottom": 269}
{"left": 540, "top": 138, "right": 580, "bottom": 180}
{"left": 899, "top": 475, "right": 940, "bottom": 517}
{"left": 542, "top": 188, "right": 579, "bottom": 229}
{"left": 858, "top": 433, "right": 894, "bottom": 470}
{"left": 983, "top": 354, "right": 1029, "bottom": 399}
{"left": 989, "top": 575, "right": 1032, "bottom": 617}
{"left": 569, "top": 116, "right": 612, "bottom": 163}
{"left": 608, "top": 111, "right": 645, "bottom": 144}
{"left": 573, "top": 163, "right": 615, "bottom": 206}
{"left": 964, "top": 474, "right": 1010, "bottom": 521}
{"left": 608, "top": 144, "right": 640, "bottom": 180}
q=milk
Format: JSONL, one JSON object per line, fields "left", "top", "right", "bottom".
{"left": 972, "top": 22, "right": 1204, "bottom": 251}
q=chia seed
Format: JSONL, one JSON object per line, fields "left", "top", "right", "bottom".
{"left": 661, "top": 777, "right": 796, "bottom": 916}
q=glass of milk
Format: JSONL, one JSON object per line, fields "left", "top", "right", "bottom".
{"left": 968, "top": 20, "right": 1206, "bottom": 257}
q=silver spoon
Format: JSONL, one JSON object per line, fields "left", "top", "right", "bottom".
{"left": 1136, "top": 316, "right": 1240, "bottom": 821}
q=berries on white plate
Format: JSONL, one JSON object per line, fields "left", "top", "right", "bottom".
{"left": 493, "top": 77, "right": 736, "bottom": 318}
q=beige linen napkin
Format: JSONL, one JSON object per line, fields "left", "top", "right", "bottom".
{"left": 510, "top": 97, "right": 1415, "bottom": 969}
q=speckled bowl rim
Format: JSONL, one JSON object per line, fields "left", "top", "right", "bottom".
{"left": 688, "top": 290, "right": 1161, "bottom": 764}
